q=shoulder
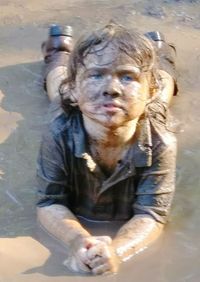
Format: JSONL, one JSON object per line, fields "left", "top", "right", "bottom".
{"left": 146, "top": 96, "right": 168, "bottom": 125}
{"left": 146, "top": 97, "right": 176, "bottom": 145}
{"left": 150, "top": 119, "right": 177, "bottom": 164}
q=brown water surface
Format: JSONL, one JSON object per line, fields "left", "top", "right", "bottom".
{"left": 0, "top": 0, "right": 200, "bottom": 281}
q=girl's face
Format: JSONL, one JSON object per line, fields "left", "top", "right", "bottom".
{"left": 74, "top": 43, "right": 151, "bottom": 128}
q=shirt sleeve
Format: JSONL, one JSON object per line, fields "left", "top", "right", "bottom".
{"left": 36, "top": 127, "right": 71, "bottom": 207}
{"left": 133, "top": 131, "right": 177, "bottom": 224}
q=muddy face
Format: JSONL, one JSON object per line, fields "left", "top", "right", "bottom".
{"left": 74, "top": 43, "right": 150, "bottom": 129}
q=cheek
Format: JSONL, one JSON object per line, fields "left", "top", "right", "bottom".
{"left": 126, "top": 81, "right": 149, "bottom": 102}
{"left": 125, "top": 84, "right": 147, "bottom": 118}
{"left": 78, "top": 80, "right": 104, "bottom": 102}
{"left": 130, "top": 81, "right": 141, "bottom": 92}
{"left": 124, "top": 82, "right": 142, "bottom": 102}
{"left": 127, "top": 100, "right": 146, "bottom": 119}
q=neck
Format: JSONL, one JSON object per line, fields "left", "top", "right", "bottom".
{"left": 83, "top": 115, "right": 139, "bottom": 148}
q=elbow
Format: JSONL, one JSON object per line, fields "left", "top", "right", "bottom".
{"left": 36, "top": 204, "right": 56, "bottom": 227}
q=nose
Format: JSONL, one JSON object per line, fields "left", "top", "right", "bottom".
{"left": 103, "top": 77, "right": 122, "bottom": 98}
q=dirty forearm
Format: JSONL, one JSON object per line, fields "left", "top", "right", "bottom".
{"left": 37, "top": 204, "right": 91, "bottom": 247}
{"left": 112, "top": 215, "right": 163, "bottom": 261}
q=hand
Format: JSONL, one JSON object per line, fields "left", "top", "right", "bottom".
{"left": 63, "top": 237, "right": 91, "bottom": 273}
{"left": 86, "top": 239, "right": 120, "bottom": 275}
{"left": 63, "top": 236, "right": 112, "bottom": 274}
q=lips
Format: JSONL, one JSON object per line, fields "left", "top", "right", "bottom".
{"left": 103, "top": 101, "right": 123, "bottom": 111}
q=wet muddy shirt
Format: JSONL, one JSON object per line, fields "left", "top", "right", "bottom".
{"left": 37, "top": 98, "right": 177, "bottom": 224}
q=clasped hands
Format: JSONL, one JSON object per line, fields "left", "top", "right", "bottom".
{"left": 64, "top": 236, "right": 120, "bottom": 275}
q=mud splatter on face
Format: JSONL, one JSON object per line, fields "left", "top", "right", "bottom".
{"left": 75, "top": 43, "right": 150, "bottom": 129}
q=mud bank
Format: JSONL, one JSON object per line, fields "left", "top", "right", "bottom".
{"left": 0, "top": 1, "right": 200, "bottom": 281}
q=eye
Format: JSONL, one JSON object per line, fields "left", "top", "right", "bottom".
{"left": 89, "top": 73, "right": 103, "bottom": 80}
{"left": 120, "top": 74, "right": 134, "bottom": 83}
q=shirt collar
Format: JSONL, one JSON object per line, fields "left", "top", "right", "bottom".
{"left": 72, "top": 111, "right": 152, "bottom": 168}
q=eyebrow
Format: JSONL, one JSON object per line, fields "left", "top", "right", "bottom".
{"left": 84, "top": 65, "right": 141, "bottom": 75}
{"left": 116, "top": 65, "right": 141, "bottom": 74}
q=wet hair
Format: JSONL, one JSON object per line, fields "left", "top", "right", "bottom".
{"left": 60, "top": 22, "right": 161, "bottom": 112}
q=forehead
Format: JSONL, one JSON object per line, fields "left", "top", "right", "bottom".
{"left": 82, "top": 42, "right": 138, "bottom": 69}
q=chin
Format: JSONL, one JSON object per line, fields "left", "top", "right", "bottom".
{"left": 97, "top": 116, "right": 126, "bottom": 129}
{"left": 83, "top": 108, "right": 128, "bottom": 128}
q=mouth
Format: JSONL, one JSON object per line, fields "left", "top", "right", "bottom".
{"left": 102, "top": 101, "right": 123, "bottom": 113}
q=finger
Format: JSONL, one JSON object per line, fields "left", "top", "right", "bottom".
{"left": 87, "top": 243, "right": 105, "bottom": 259}
{"left": 63, "top": 256, "right": 91, "bottom": 273}
{"left": 78, "top": 247, "right": 91, "bottom": 265}
{"left": 88, "top": 256, "right": 107, "bottom": 269}
{"left": 76, "top": 258, "right": 92, "bottom": 273}
{"left": 92, "top": 263, "right": 111, "bottom": 275}
{"left": 87, "top": 243, "right": 111, "bottom": 260}
{"left": 100, "top": 245, "right": 111, "bottom": 259}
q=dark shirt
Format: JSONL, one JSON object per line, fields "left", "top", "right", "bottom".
{"left": 37, "top": 98, "right": 177, "bottom": 224}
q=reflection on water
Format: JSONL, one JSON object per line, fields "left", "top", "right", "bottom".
{"left": 0, "top": 90, "right": 23, "bottom": 145}
{"left": 0, "top": 0, "right": 200, "bottom": 281}
{"left": 0, "top": 237, "right": 50, "bottom": 276}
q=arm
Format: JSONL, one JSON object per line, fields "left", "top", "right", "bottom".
{"left": 88, "top": 131, "right": 177, "bottom": 274}
{"left": 37, "top": 204, "right": 90, "bottom": 247}
{"left": 113, "top": 131, "right": 177, "bottom": 261}
{"left": 37, "top": 127, "right": 111, "bottom": 273}
{"left": 37, "top": 204, "right": 95, "bottom": 273}
{"left": 37, "top": 204, "right": 112, "bottom": 273}
{"left": 112, "top": 214, "right": 163, "bottom": 261}
{"left": 37, "top": 129, "right": 93, "bottom": 272}
{"left": 85, "top": 215, "right": 162, "bottom": 275}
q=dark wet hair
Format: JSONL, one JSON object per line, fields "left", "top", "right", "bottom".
{"left": 60, "top": 22, "right": 160, "bottom": 112}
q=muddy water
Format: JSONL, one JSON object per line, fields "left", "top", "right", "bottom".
{"left": 0, "top": 0, "right": 200, "bottom": 281}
